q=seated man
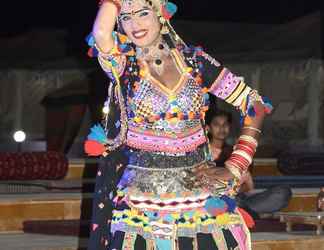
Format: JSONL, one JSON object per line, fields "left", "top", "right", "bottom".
{"left": 205, "top": 109, "right": 292, "bottom": 218}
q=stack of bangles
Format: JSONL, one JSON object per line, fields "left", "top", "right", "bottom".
{"left": 225, "top": 134, "right": 258, "bottom": 179}
{"left": 99, "top": 0, "right": 121, "bottom": 13}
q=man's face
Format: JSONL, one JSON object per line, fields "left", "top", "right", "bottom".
{"left": 208, "top": 115, "right": 231, "bottom": 141}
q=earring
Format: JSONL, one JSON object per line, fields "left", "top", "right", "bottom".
{"left": 160, "top": 24, "right": 169, "bottom": 35}
{"left": 159, "top": 16, "right": 169, "bottom": 35}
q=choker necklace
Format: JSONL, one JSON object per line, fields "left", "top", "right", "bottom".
{"left": 136, "top": 40, "right": 170, "bottom": 76}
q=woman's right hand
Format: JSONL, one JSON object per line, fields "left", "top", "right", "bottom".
{"left": 193, "top": 164, "right": 235, "bottom": 182}
{"left": 93, "top": 1, "right": 120, "bottom": 53}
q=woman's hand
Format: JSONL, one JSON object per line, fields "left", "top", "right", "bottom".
{"left": 238, "top": 171, "right": 254, "bottom": 193}
{"left": 193, "top": 164, "right": 235, "bottom": 183}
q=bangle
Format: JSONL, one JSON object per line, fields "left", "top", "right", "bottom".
{"left": 238, "top": 135, "right": 258, "bottom": 147}
{"left": 226, "top": 134, "right": 258, "bottom": 173}
{"left": 99, "top": 0, "right": 121, "bottom": 13}
{"left": 243, "top": 126, "right": 262, "bottom": 134}
{"left": 234, "top": 144, "right": 255, "bottom": 155}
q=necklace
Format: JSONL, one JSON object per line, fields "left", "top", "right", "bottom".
{"left": 135, "top": 39, "right": 170, "bottom": 75}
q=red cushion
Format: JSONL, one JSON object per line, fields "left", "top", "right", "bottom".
{"left": 0, "top": 151, "right": 68, "bottom": 180}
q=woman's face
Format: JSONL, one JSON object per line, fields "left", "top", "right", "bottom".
{"left": 207, "top": 115, "right": 231, "bottom": 141}
{"left": 120, "top": 1, "right": 161, "bottom": 47}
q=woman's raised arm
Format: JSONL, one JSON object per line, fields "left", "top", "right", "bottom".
{"left": 93, "top": 1, "right": 120, "bottom": 53}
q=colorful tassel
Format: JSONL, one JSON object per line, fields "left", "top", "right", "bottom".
{"left": 221, "top": 195, "right": 236, "bottom": 212}
{"left": 237, "top": 208, "right": 255, "bottom": 228}
{"left": 85, "top": 34, "right": 99, "bottom": 58}
{"left": 119, "top": 44, "right": 127, "bottom": 51}
{"left": 87, "top": 124, "right": 108, "bottom": 144}
{"left": 161, "top": 2, "right": 177, "bottom": 20}
{"left": 84, "top": 140, "right": 106, "bottom": 156}
{"left": 205, "top": 197, "right": 228, "bottom": 216}
{"left": 215, "top": 213, "right": 231, "bottom": 225}
{"left": 239, "top": 116, "right": 244, "bottom": 126}
{"left": 87, "top": 48, "right": 94, "bottom": 58}
{"left": 253, "top": 103, "right": 264, "bottom": 116}
{"left": 84, "top": 124, "right": 108, "bottom": 156}
{"left": 166, "top": 2, "right": 177, "bottom": 15}
{"left": 86, "top": 33, "right": 95, "bottom": 47}
{"left": 247, "top": 107, "right": 256, "bottom": 117}
{"left": 261, "top": 96, "right": 273, "bottom": 114}
{"left": 87, "top": 47, "right": 99, "bottom": 58}
{"left": 244, "top": 116, "right": 253, "bottom": 126}
{"left": 87, "top": 48, "right": 93, "bottom": 58}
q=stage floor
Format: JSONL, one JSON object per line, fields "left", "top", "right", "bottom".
{"left": 1, "top": 232, "right": 324, "bottom": 250}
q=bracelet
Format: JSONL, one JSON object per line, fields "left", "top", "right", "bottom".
{"left": 234, "top": 144, "right": 255, "bottom": 155}
{"left": 99, "top": 0, "right": 121, "bottom": 13}
{"left": 238, "top": 135, "right": 258, "bottom": 147}
{"left": 226, "top": 134, "right": 258, "bottom": 173}
{"left": 230, "top": 156, "right": 250, "bottom": 171}
{"left": 232, "top": 150, "right": 253, "bottom": 164}
{"left": 243, "top": 126, "right": 262, "bottom": 134}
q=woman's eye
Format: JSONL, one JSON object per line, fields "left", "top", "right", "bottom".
{"left": 121, "top": 15, "right": 131, "bottom": 22}
{"left": 138, "top": 11, "right": 150, "bottom": 17}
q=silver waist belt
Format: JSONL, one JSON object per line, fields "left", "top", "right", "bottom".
{"left": 127, "top": 161, "right": 206, "bottom": 172}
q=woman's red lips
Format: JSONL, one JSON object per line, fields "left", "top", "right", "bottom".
{"left": 132, "top": 29, "right": 148, "bottom": 39}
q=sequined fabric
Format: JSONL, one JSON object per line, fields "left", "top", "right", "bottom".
{"left": 127, "top": 145, "right": 206, "bottom": 169}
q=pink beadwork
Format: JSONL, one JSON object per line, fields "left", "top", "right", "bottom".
{"left": 209, "top": 68, "right": 241, "bottom": 100}
{"left": 126, "top": 127, "right": 206, "bottom": 153}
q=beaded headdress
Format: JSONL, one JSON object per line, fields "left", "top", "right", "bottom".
{"left": 121, "top": 0, "right": 176, "bottom": 20}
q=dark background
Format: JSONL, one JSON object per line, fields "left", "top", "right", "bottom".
{"left": 0, "top": 0, "right": 322, "bottom": 58}
{"left": 0, "top": 0, "right": 322, "bottom": 156}
{"left": 0, "top": 0, "right": 320, "bottom": 35}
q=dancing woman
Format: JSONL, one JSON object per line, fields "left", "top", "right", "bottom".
{"left": 85, "top": 0, "right": 273, "bottom": 249}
